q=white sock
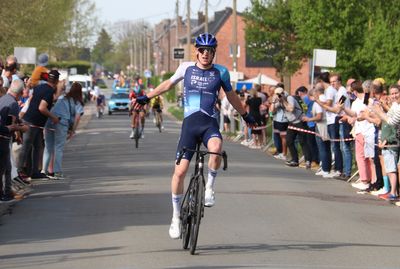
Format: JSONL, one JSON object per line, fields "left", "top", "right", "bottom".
{"left": 172, "top": 193, "right": 183, "bottom": 219}
{"left": 206, "top": 168, "right": 217, "bottom": 189}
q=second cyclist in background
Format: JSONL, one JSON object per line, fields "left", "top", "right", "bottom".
{"left": 150, "top": 89, "right": 164, "bottom": 130}
{"left": 129, "top": 81, "right": 146, "bottom": 138}
{"left": 93, "top": 85, "right": 105, "bottom": 118}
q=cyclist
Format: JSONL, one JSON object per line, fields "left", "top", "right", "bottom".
{"left": 149, "top": 89, "right": 164, "bottom": 130}
{"left": 134, "top": 33, "right": 256, "bottom": 239}
{"left": 94, "top": 86, "right": 105, "bottom": 118}
{"left": 129, "top": 82, "right": 146, "bottom": 138}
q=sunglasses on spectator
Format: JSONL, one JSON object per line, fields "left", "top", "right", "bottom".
{"left": 198, "top": 47, "right": 215, "bottom": 54}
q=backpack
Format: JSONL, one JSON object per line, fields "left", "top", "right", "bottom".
{"left": 292, "top": 95, "right": 307, "bottom": 113}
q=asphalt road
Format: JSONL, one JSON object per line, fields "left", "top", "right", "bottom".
{"left": 1, "top": 90, "right": 400, "bottom": 269}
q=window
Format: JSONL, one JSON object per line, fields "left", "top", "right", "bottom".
{"left": 229, "top": 44, "right": 240, "bottom": 58}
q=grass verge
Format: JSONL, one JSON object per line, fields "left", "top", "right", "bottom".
{"left": 168, "top": 106, "right": 184, "bottom": 121}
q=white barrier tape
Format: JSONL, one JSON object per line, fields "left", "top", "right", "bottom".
{"left": 288, "top": 125, "right": 400, "bottom": 148}
{"left": 287, "top": 125, "right": 355, "bottom": 142}
{"left": 252, "top": 125, "right": 268, "bottom": 131}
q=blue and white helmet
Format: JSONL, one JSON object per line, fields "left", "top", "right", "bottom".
{"left": 195, "top": 33, "right": 218, "bottom": 48}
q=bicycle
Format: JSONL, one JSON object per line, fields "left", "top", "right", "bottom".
{"left": 176, "top": 143, "right": 228, "bottom": 255}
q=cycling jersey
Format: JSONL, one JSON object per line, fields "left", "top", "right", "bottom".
{"left": 150, "top": 96, "right": 163, "bottom": 109}
{"left": 129, "top": 88, "right": 145, "bottom": 99}
{"left": 169, "top": 62, "right": 232, "bottom": 119}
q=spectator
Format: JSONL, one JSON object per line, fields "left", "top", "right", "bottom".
{"left": 246, "top": 88, "right": 265, "bottom": 149}
{"left": 333, "top": 75, "right": 354, "bottom": 181}
{"left": 341, "top": 80, "right": 375, "bottom": 191}
{"left": 269, "top": 85, "right": 288, "bottom": 161}
{"left": 221, "top": 93, "right": 234, "bottom": 133}
{"left": 18, "top": 70, "right": 61, "bottom": 179}
{"left": 238, "top": 89, "right": 250, "bottom": 145}
{"left": 372, "top": 85, "right": 400, "bottom": 197}
{"left": 316, "top": 72, "right": 343, "bottom": 178}
{"left": 30, "top": 53, "right": 49, "bottom": 87}
{"left": 2, "top": 55, "right": 20, "bottom": 89}
{"left": 0, "top": 80, "right": 27, "bottom": 201}
{"left": 296, "top": 86, "right": 319, "bottom": 168}
{"left": 276, "top": 87, "right": 312, "bottom": 168}
{"left": 0, "top": 76, "right": 6, "bottom": 97}
{"left": 42, "top": 82, "right": 83, "bottom": 179}
{"left": 303, "top": 85, "right": 332, "bottom": 177}
{"left": 374, "top": 86, "right": 399, "bottom": 200}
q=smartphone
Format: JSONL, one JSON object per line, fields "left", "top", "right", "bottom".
{"left": 6, "top": 115, "right": 13, "bottom": 125}
{"left": 363, "top": 92, "right": 370, "bottom": 105}
{"left": 338, "top": 95, "right": 347, "bottom": 104}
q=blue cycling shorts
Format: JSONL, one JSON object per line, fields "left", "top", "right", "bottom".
{"left": 176, "top": 111, "right": 222, "bottom": 161}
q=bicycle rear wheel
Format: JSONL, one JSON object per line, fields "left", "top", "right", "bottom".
{"left": 155, "top": 112, "right": 162, "bottom": 132}
{"left": 189, "top": 176, "right": 204, "bottom": 255}
{"left": 180, "top": 191, "right": 191, "bottom": 249}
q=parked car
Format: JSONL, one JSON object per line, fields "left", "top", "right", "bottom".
{"left": 108, "top": 92, "right": 130, "bottom": 115}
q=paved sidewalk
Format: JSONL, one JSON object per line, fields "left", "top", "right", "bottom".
{"left": 0, "top": 101, "right": 96, "bottom": 216}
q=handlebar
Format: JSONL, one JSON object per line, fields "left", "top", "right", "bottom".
{"left": 176, "top": 147, "right": 228, "bottom": 171}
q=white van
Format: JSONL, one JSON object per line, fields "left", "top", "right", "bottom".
{"left": 68, "top": 74, "right": 92, "bottom": 102}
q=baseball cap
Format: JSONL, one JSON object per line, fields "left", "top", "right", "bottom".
{"left": 274, "top": 87, "right": 284, "bottom": 95}
{"left": 48, "top": 70, "right": 60, "bottom": 81}
{"left": 37, "top": 53, "right": 49, "bottom": 66}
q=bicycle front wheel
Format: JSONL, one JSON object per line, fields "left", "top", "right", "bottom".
{"left": 189, "top": 176, "right": 204, "bottom": 255}
{"left": 134, "top": 126, "right": 140, "bottom": 148}
{"left": 181, "top": 191, "right": 191, "bottom": 249}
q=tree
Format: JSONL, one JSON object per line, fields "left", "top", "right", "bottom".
{"left": 244, "top": 0, "right": 306, "bottom": 80}
{"left": 290, "top": 0, "right": 400, "bottom": 82}
{"left": 64, "top": 0, "right": 100, "bottom": 59}
{"left": 91, "top": 28, "right": 113, "bottom": 66}
{"left": 0, "top": 0, "right": 75, "bottom": 57}
{"left": 291, "top": 0, "right": 369, "bottom": 79}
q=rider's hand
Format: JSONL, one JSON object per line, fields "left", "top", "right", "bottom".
{"left": 241, "top": 112, "right": 256, "bottom": 126}
{"left": 134, "top": 95, "right": 150, "bottom": 110}
{"left": 137, "top": 95, "right": 150, "bottom": 105}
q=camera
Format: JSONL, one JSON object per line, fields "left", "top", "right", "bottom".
{"left": 277, "top": 93, "right": 282, "bottom": 98}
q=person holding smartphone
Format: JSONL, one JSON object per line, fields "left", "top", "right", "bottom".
{"left": 0, "top": 80, "right": 27, "bottom": 201}
{"left": 340, "top": 80, "right": 375, "bottom": 191}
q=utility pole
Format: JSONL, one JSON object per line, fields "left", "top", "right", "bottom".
{"left": 147, "top": 30, "right": 151, "bottom": 70}
{"left": 231, "top": 0, "right": 238, "bottom": 133}
{"left": 129, "top": 38, "right": 133, "bottom": 69}
{"left": 186, "top": 0, "right": 191, "bottom": 61}
{"left": 167, "top": 20, "right": 171, "bottom": 72}
{"left": 205, "top": 0, "right": 208, "bottom": 33}
{"left": 134, "top": 37, "right": 138, "bottom": 75}
{"left": 176, "top": 0, "right": 180, "bottom": 46}
{"left": 139, "top": 31, "right": 143, "bottom": 77}
{"left": 232, "top": 0, "right": 238, "bottom": 72}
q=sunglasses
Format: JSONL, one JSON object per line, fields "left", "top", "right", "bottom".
{"left": 198, "top": 47, "right": 215, "bottom": 54}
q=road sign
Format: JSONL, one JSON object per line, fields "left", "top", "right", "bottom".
{"left": 173, "top": 48, "right": 185, "bottom": 60}
{"left": 313, "top": 49, "right": 337, "bottom": 67}
{"left": 14, "top": 47, "right": 36, "bottom": 64}
{"left": 144, "top": 69, "right": 152, "bottom": 78}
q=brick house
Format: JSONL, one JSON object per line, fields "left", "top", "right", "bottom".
{"left": 154, "top": 7, "right": 311, "bottom": 93}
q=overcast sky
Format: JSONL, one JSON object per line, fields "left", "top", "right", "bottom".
{"left": 95, "top": 0, "right": 252, "bottom": 26}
